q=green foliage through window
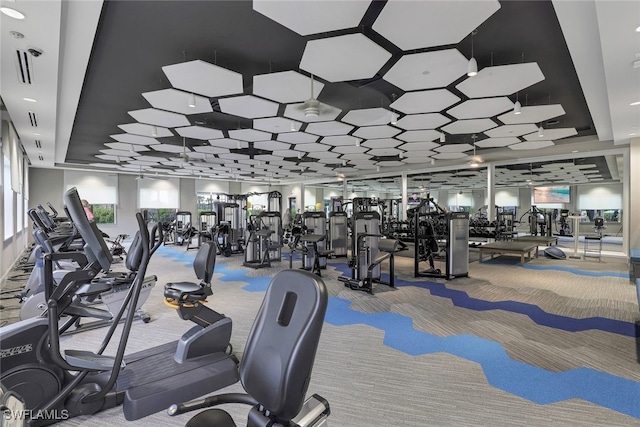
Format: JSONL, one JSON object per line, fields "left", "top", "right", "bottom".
{"left": 92, "top": 204, "right": 116, "bottom": 224}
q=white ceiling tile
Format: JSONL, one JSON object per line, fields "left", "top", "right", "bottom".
{"left": 447, "top": 97, "right": 514, "bottom": 119}
{"left": 283, "top": 102, "right": 341, "bottom": 123}
{"left": 90, "top": 163, "right": 122, "bottom": 169}
{"left": 218, "top": 95, "right": 279, "bottom": 119}
{"left": 253, "top": 140, "right": 290, "bottom": 151}
{"left": 151, "top": 144, "right": 189, "bottom": 154}
{"left": 300, "top": 34, "right": 392, "bottom": 83}
{"left": 294, "top": 143, "right": 330, "bottom": 153}
{"left": 277, "top": 132, "right": 319, "bottom": 144}
{"left": 193, "top": 146, "right": 230, "bottom": 155}
{"left": 367, "top": 148, "right": 402, "bottom": 156}
{"left": 523, "top": 127, "right": 578, "bottom": 141}
{"left": 127, "top": 159, "right": 160, "bottom": 165}
{"left": 95, "top": 154, "right": 132, "bottom": 162}
{"left": 497, "top": 104, "right": 566, "bottom": 125}
{"left": 320, "top": 135, "right": 362, "bottom": 147}
{"left": 118, "top": 123, "right": 173, "bottom": 138}
{"left": 253, "top": 0, "right": 370, "bottom": 35}
{"left": 375, "top": 160, "right": 405, "bottom": 167}
{"left": 509, "top": 140, "right": 555, "bottom": 150}
{"left": 391, "top": 90, "right": 460, "bottom": 114}
{"left": 395, "top": 114, "right": 450, "bottom": 132}
{"left": 342, "top": 108, "right": 393, "bottom": 126}
{"left": 384, "top": 49, "right": 468, "bottom": 90}
{"left": 142, "top": 88, "right": 212, "bottom": 115}
{"left": 475, "top": 137, "right": 521, "bottom": 148}
{"left": 310, "top": 151, "right": 341, "bottom": 159}
{"left": 186, "top": 152, "right": 209, "bottom": 160}
{"left": 128, "top": 108, "right": 190, "bottom": 128}
{"left": 332, "top": 145, "right": 368, "bottom": 154}
{"left": 162, "top": 60, "right": 243, "bottom": 98}
{"left": 353, "top": 125, "right": 401, "bottom": 139}
{"left": 105, "top": 142, "right": 149, "bottom": 152}
{"left": 435, "top": 143, "right": 474, "bottom": 153}
{"left": 306, "top": 121, "right": 354, "bottom": 136}
{"left": 372, "top": 0, "right": 500, "bottom": 50}
{"left": 400, "top": 141, "right": 441, "bottom": 151}
{"left": 254, "top": 117, "right": 299, "bottom": 133}
{"left": 110, "top": 133, "right": 161, "bottom": 146}
{"left": 456, "top": 62, "right": 545, "bottom": 98}
{"left": 219, "top": 153, "right": 250, "bottom": 160}
{"left": 253, "top": 70, "right": 325, "bottom": 103}
{"left": 272, "top": 149, "right": 304, "bottom": 157}
{"left": 253, "top": 154, "right": 281, "bottom": 162}
{"left": 396, "top": 130, "right": 442, "bottom": 143}
{"left": 176, "top": 126, "right": 225, "bottom": 140}
{"left": 485, "top": 124, "right": 538, "bottom": 138}
{"left": 361, "top": 138, "right": 403, "bottom": 149}
{"left": 209, "top": 138, "right": 249, "bottom": 149}
{"left": 228, "top": 129, "right": 272, "bottom": 142}
{"left": 441, "top": 118, "right": 497, "bottom": 134}
{"left": 432, "top": 152, "right": 468, "bottom": 160}
{"left": 341, "top": 153, "right": 373, "bottom": 161}
{"left": 402, "top": 157, "right": 436, "bottom": 164}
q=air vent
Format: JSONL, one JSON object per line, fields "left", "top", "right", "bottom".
{"left": 35, "top": 140, "right": 41, "bottom": 149}
{"left": 38, "top": 155, "right": 44, "bottom": 161}
{"left": 28, "top": 111, "right": 37, "bottom": 127}
{"left": 14, "top": 49, "right": 33, "bottom": 85}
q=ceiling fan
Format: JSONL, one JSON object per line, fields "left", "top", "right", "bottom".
{"left": 292, "top": 74, "right": 329, "bottom": 119}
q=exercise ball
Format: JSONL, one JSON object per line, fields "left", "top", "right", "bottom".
{"left": 315, "top": 202, "right": 323, "bottom": 211}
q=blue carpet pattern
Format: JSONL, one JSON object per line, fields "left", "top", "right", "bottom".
{"left": 156, "top": 246, "right": 640, "bottom": 419}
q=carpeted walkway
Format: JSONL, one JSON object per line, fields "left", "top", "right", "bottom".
{"left": 3, "top": 243, "right": 640, "bottom": 426}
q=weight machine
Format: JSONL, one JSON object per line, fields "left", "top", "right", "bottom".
{"left": 243, "top": 211, "right": 282, "bottom": 269}
{"left": 328, "top": 211, "right": 348, "bottom": 257}
{"left": 413, "top": 195, "right": 469, "bottom": 280}
{"left": 212, "top": 201, "right": 244, "bottom": 257}
{"left": 302, "top": 211, "right": 328, "bottom": 270}
{"left": 187, "top": 211, "right": 217, "bottom": 251}
{"left": 163, "top": 211, "right": 194, "bottom": 246}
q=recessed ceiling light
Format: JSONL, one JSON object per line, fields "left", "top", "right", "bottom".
{"left": 1, "top": 7, "right": 26, "bottom": 19}
{"left": 630, "top": 101, "right": 640, "bottom": 106}
{"left": 636, "top": 25, "right": 640, "bottom": 32}
{"left": 34, "top": 133, "right": 41, "bottom": 136}
{"left": 23, "top": 97, "right": 37, "bottom": 103}
{"left": 571, "top": 150, "right": 578, "bottom": 153}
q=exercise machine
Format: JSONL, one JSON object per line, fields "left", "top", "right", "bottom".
{"left": 339, "top": 237, "right": 401, "bottom": 294}
{"left": 212, "top": 201, "right": 244, "bottom": 257}
{"left": 0, "top": 187, "right": 239, "bottom": 423}
{"left": 187, "top": 211, "right": 216, "bottom": 251}
{"left": 168, "top": 269, "right": 330, "bottom": 427}
{"left": 328, "top": 211, "right": 348, "bottom": 257}
{"left": 555, "top": 209, "right": 572, "bottom": 236}
{"left": 302, "top": 211, "right": 328, "bottom": 270}
{"left": 163, "top": 211, "right": 194, "bottom": 246}
{"left": 243, "top": 214, "right": 277, "bottom": 269}
{"left": 413, "top": 195, "right": 469, "bottom": 280}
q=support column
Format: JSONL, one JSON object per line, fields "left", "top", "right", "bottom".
{"left": 486, "top": 163, "right": 496, "bottom": 221}
{"left": 342, "top": 178, "right": 348, "bottom": 202}
{"left": 628, "top": 141, "right": 639, "bottom": 254}
{"left": 401, "top": 172, "right": 408, "bottom": 221}
{"left": 299, "top": 183, "right": 305, "bottom": 215}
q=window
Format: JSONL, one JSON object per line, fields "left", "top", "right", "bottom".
{"left": 138, "top": 177, "right": 180, "bottom": 225}
{"left": 64, "top": 170, "right": 118, "bottom": 224}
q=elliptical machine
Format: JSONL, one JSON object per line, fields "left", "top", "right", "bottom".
{"left": 0, "top": 187, "right": 239, "bottom": 423}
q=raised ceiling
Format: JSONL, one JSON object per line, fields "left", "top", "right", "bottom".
{"left": 2, "top": 1, "right": 638, "bottom": 184}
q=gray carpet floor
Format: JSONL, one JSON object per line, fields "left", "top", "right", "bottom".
{"left": 2, "top": 243, "right": 639, "bottom": 426}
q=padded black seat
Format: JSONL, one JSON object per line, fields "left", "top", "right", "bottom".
{"left": 164, "top": 242, "right": 216, "bottom": 304}
{"left": 179, "top": 270, "right": 329, "bottom": 427}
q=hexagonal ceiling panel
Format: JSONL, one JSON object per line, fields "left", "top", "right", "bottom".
{"left": 342, "top": 108, "right": 394, "bottom": 127}
{"left": 306, "top": 121, "right": 354, "bottom": 137}
{"left": 523, "top": 127, "right": 577, "bottom": 141}
{"left": 283, "top": 102, "right": 341, "bottom": 123}
{"left": 277, "top": 132, "right": 319, "bottom": 144}
{"left": 333, "top": 145, "right": 368, "bottom": 154}
{"left": 162, "top": 60, "right": 243, "bottom": 98}
{"left": 142, "top": 88, "right": 212, "bottom": 115}
{"left": 320, "top": 136, "right": 362, "bottom": 147}
{"left": 218, "top": 95, "right": 279, "bottom": 119}
{"left": 353, "top": 125, "right": 401, "bottom": 139}
{"left": 441, "top": 118, "right": 497, "bottom": 134}
{"left": 151, "top": 143, "right": 190, "bottom": 154}
{"left": 368, "top": 148, "right": 402, "bottom": 156}
{"left": 432, "top": 152, "right": 468, "bottom": 160}
{"left": 375, "top": 160, "right": 405, "bottom": 167}
{"left": 400, "top": 141, "right": 441, "bottom": 152}
{"left": 209, "top": 139, "right": 249, "bottom": 149}
{"left": 475, "top": 137, "right": 521, "bottom": 148}
{"left": 253, "top": 0, "right": 371, "bottom": 36}
{"left": 300, "top": 34, "right": 392, "bottom": 83}
{"left": 110, "top": 133, "right": 160, "bottom": 146}
{"left": 105, "top": 142, "right": 149, "bottom": 152}
{"left": 485, "top": 124, "right": 538, "bottom": 138}
{"left": 228, "top": 129, "right": 272, "bottom": 142}
{"left": 435, "top": 143, "right": 474, "bottom": 153}
{"left": 194, "top": 146, "right": 230, "bottom": 155}
{"left": 176, "top": 126, "right": 224, "bottom": 140}
{"left": 118, "top": 123, "right": 173, "bottom": 138}
{"left": 254, "top": 117, "right": 299, "bottom": 134}
{"left": 311, "top": 151, "right": 341, "bottom": 159}
{"left": 395, "top": 114, "right": 450, "bottom": 131}
{"left": 383, "top": 49, "right": 468, "bottom": 91}
{"left": 253, "top": 140, "right": 290, "bottom": 151}
{"left": 497, "top": 104, "right": 566, "bottom": 125}
{"left": 128, "top": 108, "right": 190, "bottom": 128}
{"left": 391, "top": 90, "right": 460, "bottom": 114}
{"left": 253, "top": 70, "right": 325, "bottom": 104}
{"left": 403, "top": 156, "right": 436, "bottom": 164}
{"left": 447, "top": 97, "right": 514, "bottom": 119}
{"left": 362, "top": 138, "right": 403, "bottom": 149}
{"left": 96, "top": 154, "right": 133, "bottom": 162}
{"left": 509, "top": 140, "right": 555, "bottom": 150}
{"left": 372, "top": 0, "right": 500, "bottom": 50}
{"left": 456, "top": 62, "right": 545, "bottom": 98}
{"left": 396, "top": 130, "right": 442, "bottom": 144}
{"left": 294, "top": 143, "right": 330, "bottom": 153}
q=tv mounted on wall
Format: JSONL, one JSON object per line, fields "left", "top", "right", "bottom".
{"left": 533, "top": 186, "right": 570, "bottom": 204}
